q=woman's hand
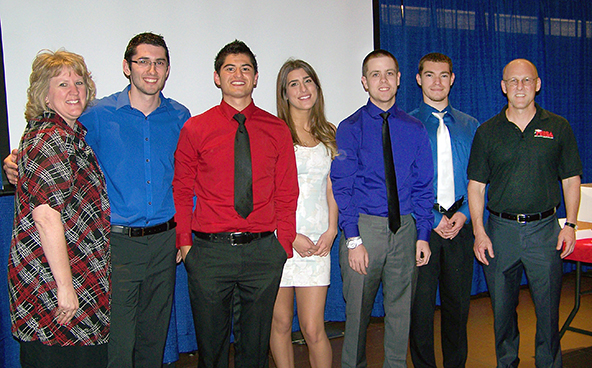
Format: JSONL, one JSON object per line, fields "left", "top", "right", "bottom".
{"left": 180, "top": 245, "right": 191, "bottom": 262}
{"left": 55, "top": 284, "right": 79, "bottom": 325}
{"left": 33, "top": 204, "right": 79, "bottom": 325}
{"left": 314, "top": 228, "right": 337, "bottom": 257}
{"left": 3, "top": 149, "right": 18, "bottom": 185}
{"left": 293, "top": 233, "right": 318, "bottom": 257}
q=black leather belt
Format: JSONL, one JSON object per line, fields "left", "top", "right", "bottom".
{"left": 193, "top": 231, "right": 273, "bottom": 246}
{"left": 487, "top": 206, "right": 557, "bottom": 223}
{"left": 434, "top": 197, "right": 464, "bottom": 215}
{"left": 111, "top": 218, "right": 176, "bottom": 237}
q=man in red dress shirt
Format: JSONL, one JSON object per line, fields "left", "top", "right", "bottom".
{"left": 173, "top": 40, "right": 298, "bottom": 368}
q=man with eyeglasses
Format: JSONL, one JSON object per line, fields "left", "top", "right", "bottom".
{"left": 4, "top": 32, "right": 191, "bottom": 367}
{"left": 467, "top": 58, "right": 581, "bottom": 367}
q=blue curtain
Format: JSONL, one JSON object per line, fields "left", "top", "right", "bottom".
{"left": 379, "top": 0, "right": 592, "bottom": 184}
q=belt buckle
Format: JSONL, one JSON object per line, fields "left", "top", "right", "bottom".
{"left": 230, "top": 232, "right": 242, "bottom": 246}
{"left": 129, "top": 227, "right": 144, "bottom": 237}
{"left": 516, "top": 214, "right": 527, "bottom": 223}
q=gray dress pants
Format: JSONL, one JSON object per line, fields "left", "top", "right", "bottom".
{"left": 340, "top": 214, "right": 417, "bottom": 368}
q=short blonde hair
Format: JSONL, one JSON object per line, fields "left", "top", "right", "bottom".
{"left": 25, "top": 49, "right": 96, "bottom": 121}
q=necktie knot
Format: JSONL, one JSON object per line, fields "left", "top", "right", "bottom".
{"left": 380, "top": 112, "right": 390, "bottom": 124}
{"left": 234, "top": 113, "right": 246, "bottom": 128}
{"left": 432, "top": 111, "right": 447, "bottom": 125}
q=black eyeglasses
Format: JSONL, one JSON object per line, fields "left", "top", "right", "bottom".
{"left": 130, "top": 59, "right": 168, "bottom": 70}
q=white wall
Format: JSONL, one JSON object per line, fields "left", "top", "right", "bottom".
{"left": 0, "top": 0, "right": 373, "bottom": 149}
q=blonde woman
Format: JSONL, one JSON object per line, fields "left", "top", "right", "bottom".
{"left": 8, "top": 50, "right": 110, "bottom": 368}
{"left": 270, "top": 59, "right": 338, "bottom": 368}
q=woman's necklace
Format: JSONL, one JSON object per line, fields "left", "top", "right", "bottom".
{"left": 299, "top": 137, "right": 318, "bottom": 147}
{"left": 297, "top": 126, "right": 318, "bottom": 147}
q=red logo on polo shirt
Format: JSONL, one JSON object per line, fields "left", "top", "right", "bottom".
{"left": 534, "top": 129, "right": 554, "bottom": 139}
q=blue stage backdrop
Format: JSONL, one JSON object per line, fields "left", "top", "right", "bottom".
{"left": 378, "top": 0, "right": 592, "bottom": 184}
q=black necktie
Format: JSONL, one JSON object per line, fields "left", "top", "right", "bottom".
{"left": 381, "top": 112, "right": 401, "bottom": 233}
{"left": 234, "top": 113, "right": 253, "bottom": 218}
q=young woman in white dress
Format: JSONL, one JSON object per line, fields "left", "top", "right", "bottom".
{"left": 270, "top": 59, "right": 338, "bottom": 368}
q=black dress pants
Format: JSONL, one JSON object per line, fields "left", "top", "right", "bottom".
{"left": 185, "top": 233, "right": 287, "bottom": 368}
{"left": 108, "top": 229, "right": 177, "bottom": 368}
{"left": 20, "top": 339, "right": 107, "bottom": 368}
{"left": 410, "top": 223, "right": 474, "bottom": 368}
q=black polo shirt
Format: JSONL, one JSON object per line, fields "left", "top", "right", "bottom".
{"left": 467, "top": 103, "right": 582, "bottom": 214}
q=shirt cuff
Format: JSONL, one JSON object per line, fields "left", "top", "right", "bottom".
{"left": 417, "top": 228, "right": 431, "bottom": 242}
{"left": 432, "top": 210, "right": 443, "bottom": 229}
{"left": 459, "top": 203, "right": 471, "bottom": 223}
{"left": 176, "top": 232, "right": 193, "bottom": 250}
{"left": 342, "top": 224, "right": 360, "bottom": 239}
{"left": 278, "top": 234, "right": 294, "bottom": 258}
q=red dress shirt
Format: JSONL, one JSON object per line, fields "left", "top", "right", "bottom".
{"left": 173, "top": 100, "right": 298, "bottom": 256}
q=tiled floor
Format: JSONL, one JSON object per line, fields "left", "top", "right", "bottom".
{"left": 174, "top": 271, "right": 592, "bottom": 367}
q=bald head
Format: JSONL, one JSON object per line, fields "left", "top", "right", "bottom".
{"left": 501, "top": 58, "right": 541, "bottom": 113}
{"left": 503, "top": 59, "right": 538, "bottom": 80}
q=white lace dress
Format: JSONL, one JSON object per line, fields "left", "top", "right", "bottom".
{"left": 280, "top": 143, "right": 332, "bottom": 287}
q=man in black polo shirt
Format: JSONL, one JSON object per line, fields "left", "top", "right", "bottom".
{"left": 467, "top": 58, "right": 581, "bottom": 367}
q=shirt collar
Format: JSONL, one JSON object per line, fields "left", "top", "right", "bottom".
{"left": 416, "top": 101, "right": 457, "bottom": 124}
{"left": 115, "top": 85, "right": 169, "bottom": 114}
{"left": 115, "top": 85, "right": 132, "bottom": 110}
{"left": 39, "top": 111, "right": 86, "bottom": 136}
{"left": 534, "top": 103, "right": 547, "bottom": 121}
{"left": 220, "top": 99, "right": 257, "bottom": 121}
{"left": 500, "top": 102, "right": 545, "bottom": 125}
{"left": 365, "top": 98, "right": 400, "bottom": 120}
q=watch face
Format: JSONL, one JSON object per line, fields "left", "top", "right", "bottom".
{"left": 347, "top": 237, "right": 363, "bottom": 249}
{"left": 565, "top": 222, "right": 577, "bottom": 229}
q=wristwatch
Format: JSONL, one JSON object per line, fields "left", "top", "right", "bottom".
{"left": 346, "top": 236, "right": 363, "bottom": 249}
{"left": 564, "top": 221, "right": 577, "bottom": 230}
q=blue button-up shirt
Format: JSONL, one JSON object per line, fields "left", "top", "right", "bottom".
{"left": 331, "top": 99, "right": 434, "bottom": 241}
{"left": 80, "top": 86, "right": 191, "bottom": 227}
{"left": 409, "top": 102, "right": 479, "bottom": 228}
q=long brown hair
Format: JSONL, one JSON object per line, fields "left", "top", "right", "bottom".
{"left": 276, "top": 59, "right": 337, "bottom": 159}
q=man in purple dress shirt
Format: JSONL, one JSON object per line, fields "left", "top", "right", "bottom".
{"left": 331, "top": 49, "right": 434, "bottom": 368}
